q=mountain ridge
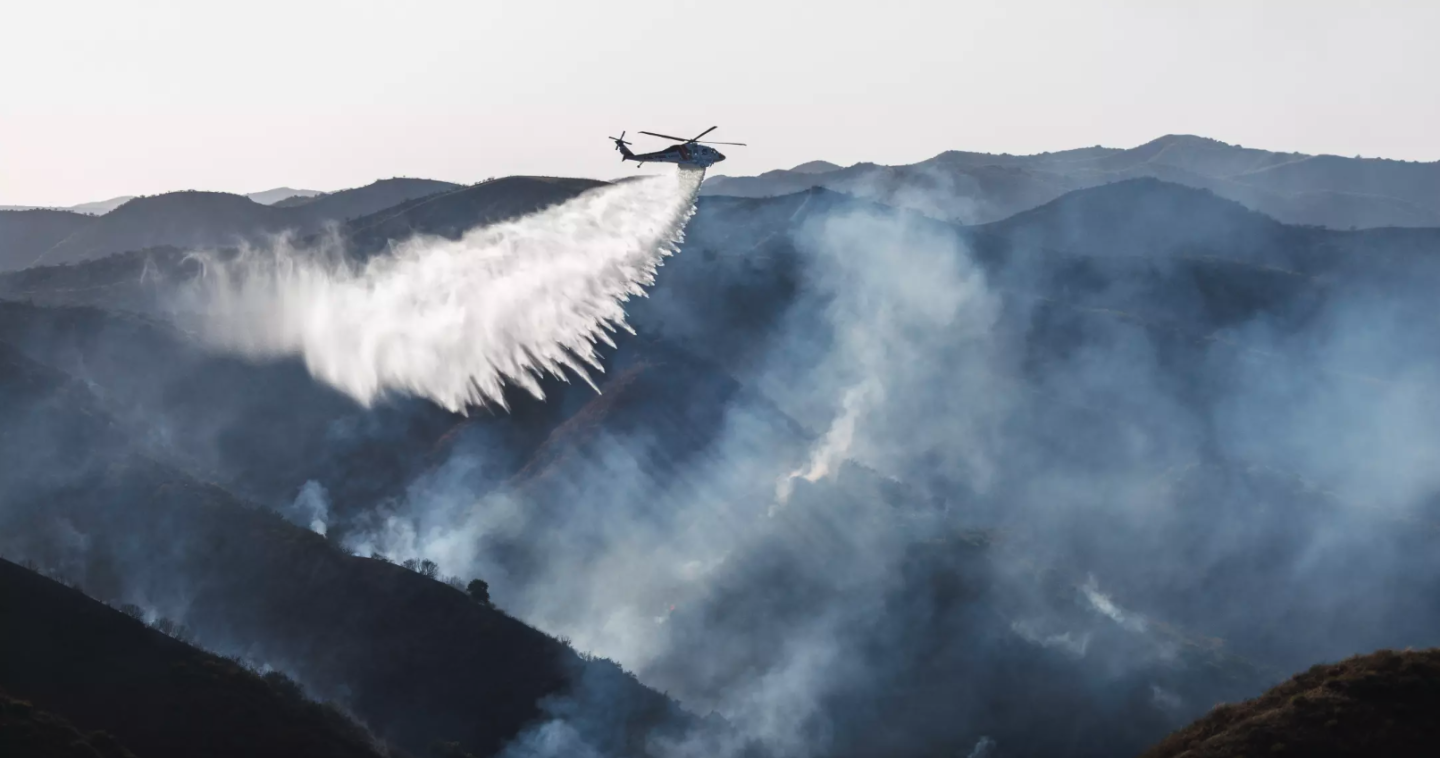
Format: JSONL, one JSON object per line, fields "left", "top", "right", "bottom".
{"left": 0, "top": 556, "right": 390, "bottom": 758}
{"left": 1, "top": 178, "right": 464, "bottom": 271}
{"left": 703, "top": 134, "right": 1440, "bottom": 228}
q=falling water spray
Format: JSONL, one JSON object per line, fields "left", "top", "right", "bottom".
{"left": 187, "top": 168, "right": 704, "bottom": 412}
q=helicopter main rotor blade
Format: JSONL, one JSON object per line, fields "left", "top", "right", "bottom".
{"left": 696, "top": 140, "right": 747, "bottom": 146}
{"left": 639, "top": 130, "right": 691, "bottom": 142}
{"left": 689, "top": 126, "right": 718, "bottom": 143}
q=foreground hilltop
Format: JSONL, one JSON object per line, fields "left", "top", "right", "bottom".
{"left": 0, "top": 557, "right": 387, "bottom": 758}
{"left": 1143, "top": 649, "right": 1440, "bottom": 758}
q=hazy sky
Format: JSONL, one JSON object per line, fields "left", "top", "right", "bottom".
{"left": 4, "top": 0, "right": 1437, "bottom": 206}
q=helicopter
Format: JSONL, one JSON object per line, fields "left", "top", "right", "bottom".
{"left": 609, "top": 126, "right": 746, "bottom": 169}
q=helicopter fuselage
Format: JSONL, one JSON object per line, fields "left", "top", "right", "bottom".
{"left": 629, "top": 142, "right": 726, "bottom": 168}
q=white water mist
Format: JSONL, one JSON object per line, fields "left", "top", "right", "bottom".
{"left": 188, "top": 169, "right": 703, "bottom": 412}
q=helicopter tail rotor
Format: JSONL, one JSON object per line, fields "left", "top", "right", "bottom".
{"left": 609, "top": 131, "right": 636, "bottom": 161}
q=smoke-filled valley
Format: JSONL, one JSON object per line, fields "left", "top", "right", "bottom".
{"left": 4, "top": 138, "right": 1440, "bottom": 758}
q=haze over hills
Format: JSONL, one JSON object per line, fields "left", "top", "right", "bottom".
{"left": 0, "top": 177, "right": 463, "bottom": 272}
{"left": 4, "top": 187, "right": 338, "bottom": 214}
{"left": 3, "top": 148, "right": 1440, "bottom": 758}
{"left": 705, "top": 134, "right": 1440, "bottom": 229}
{"left": 0, "top": 209, "right": 94, "bottom": 274}
{"left": 0, "top": 196, "right": 136, "bottom": 216}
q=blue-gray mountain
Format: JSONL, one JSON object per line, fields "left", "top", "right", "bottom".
{"left": 705, "top": 134, "right": 1440, "bottom": 229}
{"left": 0, "top": 178, "right": 460, "bottom": 272}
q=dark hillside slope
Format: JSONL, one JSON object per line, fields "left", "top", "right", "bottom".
{"left": 976, "top": 179, "right": 1308, "bottom": 267}
{"left": 0, "top": 559, "right": 386, "bottom": 758}
{"left": 0, "top": 344, "right": 690, "bottom": 758}
{"left": 1141, "top": 649, "right": 1440, "bottom": 758}
{"left": 0, "top": 692, "right": 137, "bottom": 758}
{"left": 0, "top": 246, "right": 194, "bottom": 313}
{"left": 969, "top": 179, "right": 1440, "bottom": 319}
{"left": 0, "top": 209, "right": 95, "bottom": 272}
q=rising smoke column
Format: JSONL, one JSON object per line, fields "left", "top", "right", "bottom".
{"left": 189, "top": 168, "right": 704, "bottom": 412}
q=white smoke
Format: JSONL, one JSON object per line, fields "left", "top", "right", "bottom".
{"left": 966, "top": 736, "right": 997, "bottom": 758}
{"left": 289, "top": 480, "right": 331, "bottom": 536}
{"left": 1010, "top": 620, "right": 1092, "bottom": 658}
{"left": 187, "top": 168, "right": 703, "bottom": 412}
{"left": 1081, "top": 574, "right": 1147, "bottom": 633}
{"left": 774, "top": 380, "right": 876, "bottom": 504}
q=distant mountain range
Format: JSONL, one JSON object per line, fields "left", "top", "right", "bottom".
{"left": 0, "top": 178, "right": 462, "bottom": 272}
{"left": 704, "top": 134, "right": 1440, "bottom": 229}
{"left": 245, "top": 186, "right": 323, "bottom": 205}
{"left": 1, "top": 187, "right": 324, "bottom": 215}
{"left": 0, "top": 176, "right": 607, "bottom": 312}
{"left": 0, "top": 196, "right": 136, "bottom": 216}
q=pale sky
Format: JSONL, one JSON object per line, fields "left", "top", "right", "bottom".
{"left": 3, "top": 0, "right": 1437, "bottom": 207}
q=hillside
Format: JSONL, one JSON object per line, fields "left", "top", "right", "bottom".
{"left": 976, "top": 178, "right": 1296, "bottom": 262}
{"left": 0, "top": 209, "right": 94, "bottom": 272}
{"left": 286, "top": 177, "right": 462, "bottom": 223}
{"left": 30, "top": 191, "right": 292, "bottom": 267}
{"left": 703, "top": 134, "right": 1440, "bottom": 228}
{"left": 0, "top": 337, "right": 690, "bottom": 758}
{"left": 1142, "top": 649, "right": 1440, "bottom": 758}
{"left": 0, "top": 299, "right": 464, "bottom": 514}
{"left": 0, "top": 693, "right": 138, "bottom": 758}
{"left": 0, "top": 558, "right": 389, "bottom": 758}
{"left": 12, "top": 179, "right": 462, "bottom": 270}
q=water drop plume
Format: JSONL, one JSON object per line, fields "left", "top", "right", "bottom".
{"left": 189, "top": 168, "right": 703, "bottom": 412}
